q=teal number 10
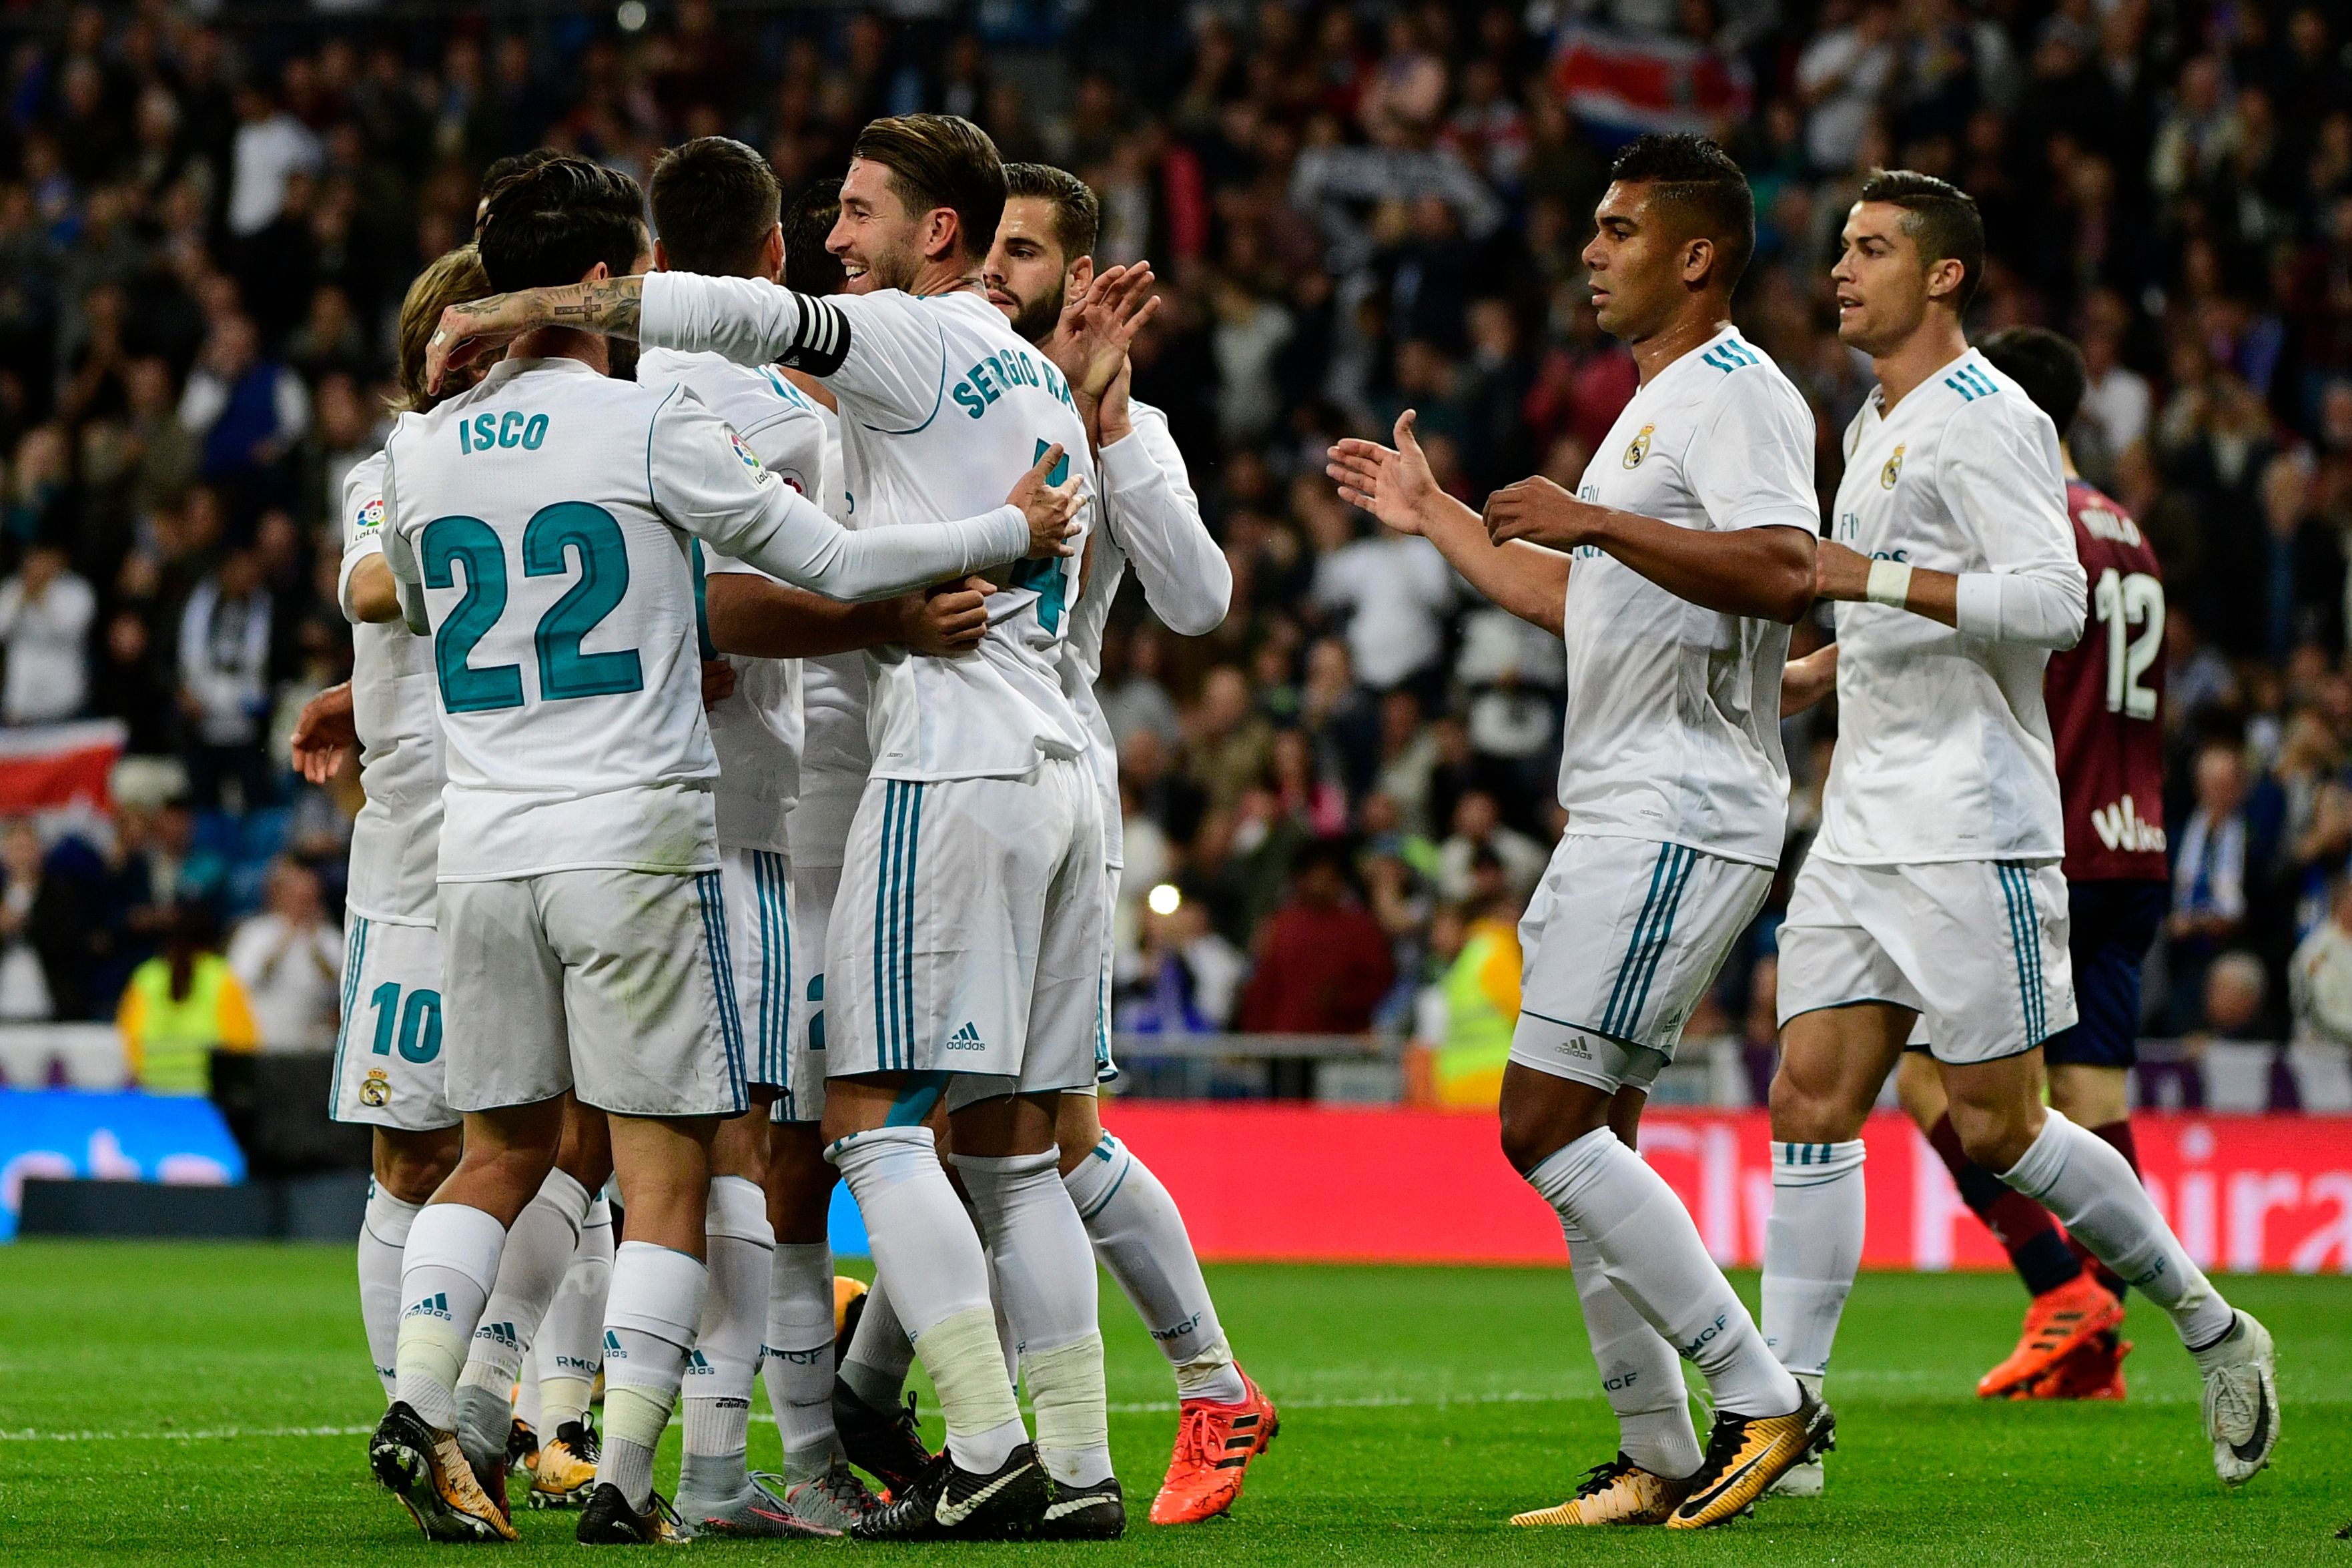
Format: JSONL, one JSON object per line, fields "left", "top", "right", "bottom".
{"left": 368, "top": 983, "right": 444, "bottom": 1064}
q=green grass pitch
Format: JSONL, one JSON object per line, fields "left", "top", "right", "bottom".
{"left": 0, "top": 1242, "right": 2345, "bottom": 1565}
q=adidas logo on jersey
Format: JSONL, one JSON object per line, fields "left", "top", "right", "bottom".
{"left": 945, "top": 1022, "right": 986, "bottom": 1052}
{"left": 2090, "top": 794, "right": 2167, "bottom": 853}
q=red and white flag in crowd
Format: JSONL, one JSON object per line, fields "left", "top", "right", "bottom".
{"left": 0, "top": 720, "right": 125, "bottom": 821}
{"left": 1549, "top": 25, "right": 1755, "bottom": 139}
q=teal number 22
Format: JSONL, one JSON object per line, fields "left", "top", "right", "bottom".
{"left": 1005, "top": 438, "right": 1070, "bottom": 634}
{"left": 421, "top": 503, "right": 645, "bottom": 711}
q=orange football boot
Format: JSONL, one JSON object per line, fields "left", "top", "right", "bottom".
{"left": 1976, "top": 1273, "right": 2124, "bottom": 1398}
{"left": 2018, "top": 1330, "right": 2132, "bottom": 1401}
{"left": 1148, "top": 1368, "right": 1279, "bottom": 1525}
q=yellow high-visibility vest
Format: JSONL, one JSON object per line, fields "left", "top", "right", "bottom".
{"left": 117, "top": 954, "right": 258, "bottom": 1095}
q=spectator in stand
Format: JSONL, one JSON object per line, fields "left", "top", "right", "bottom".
{"left": 0, "top": 819, "right": 93, "bottom": 1020}
{"left": 226, "top": 78, "right": 324, "bottom": 239}
{"left": 1309, "top": 515, "right": 1453, "bottom": 699}
{"left": 0, "top": 544, "right": 95, "bottom": 725}
{"left": 1435, "top": 789, "right": 1546, "bottom": 904}
{"left": 2167, "top": 740, "right": 2265, "bottom": 1027}
{"left": 2288, "top": 877, "right": 2352, "bottom": 1112}
{"left": 225, "top": 856, "right": 342, "bottom": 1050}
{"left": 1238, "top": 839, "right": 1395, "bottom": 1035}
{"left": 177, "top": 542, "right": 274, "bottom": 809}
{"left": 1184, "top": 663, "right": 1276, "bottom": 813}
{"left": 1117, "top": 888, "right": 1247, "bottom": 1036}
{"left": 179, "top": 312, "right": 310, "bottom": 509}
{"left": 118, "top": 903, "right": 258, "bottom": 1095}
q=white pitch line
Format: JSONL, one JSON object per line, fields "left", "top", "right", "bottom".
{"left": 0, "top": 1377, "right": 2201, "bottom": 1443}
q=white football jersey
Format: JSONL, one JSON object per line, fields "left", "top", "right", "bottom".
{"left": 1061, "top": 398, "right": 1230, "bottom": 869}
{"left": 642, "top": 275, "right": 1097, "bottom": 781}
{"left": 381, "top": 354, "right": 1031, "bottom": 883}
{"left": 793, "top": 399, "right": 871, "bottom": 871}
{"left": 1559, "top": 327, "right": 1819, "bottom": 868}
{"left": 336, "top": 450, "right": 443, "bottom": 925}
{"left": 1818, "top": 346, "right": 2084, "bottom": 865}
{"left": 637, "top": 345, "right": 826, "bottom": 855}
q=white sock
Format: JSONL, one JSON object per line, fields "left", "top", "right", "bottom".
{"left": 840, "top": 1272, "right": 914, "bottom": 1413}
{"left": 515, "top": 1344, "right": 543, "bottom": 1434}
{"left": 1527, "top": 1128, "right": 1798, "bottom": 1419}
{"left": 2002, "top": 1109, "right": 2235, "bottom": 1348}
{"left": 763, "top": 1242, "right": 839, "bottom": 1483}
{"left": 1064, "top": 1132, "right": 1246, "bottom": 1405}
{"left": 1761, "top": 1140, "right": 1867, "bottom": 1379}
{"left": 680, "top": 1176, "right": 772, "bottom": 1500}
{"left": 539, "top": 1195, "right": 613, "bottom": 1435}
{"left": 829, "top": 1126, "right": 1026, "bottom": 1473}
{"left": 597, "top": 1240, "right": 710, "bottom": 1511}
{"left": 394, "top": 1203, "right": 507, "bottom": 1431}
{"left": 455, "top": 1169, "right": 591, "bottom": 1467}
{"left": 1561, "top": 1216, "right": 1699, "bottom": 1479}
{"left": 956, "top": 1149, "right": 1113, "bottom": 1488}
{"left": 359, "top": 1182, "right": 422, "bottom": 1401}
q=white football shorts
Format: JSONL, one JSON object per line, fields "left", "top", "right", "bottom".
{"left": 437, "top": 867, "right": 747, "bottom": 1118}
{"left": 330, "top": 914, "right": 459, "bottom": 1132}
{"left": 1775, "top": 855, "right": 2076, "bottom": 1064}
{"left": 1509, "top": 833, "right": 1773, "bottom": 1094}
{"left": 826, "top": 756, "right": 1104, "bottom": 1108}
{"left": 717, "top": 845, "right": 804, "bottom": 1105}
{"left": 780, "top": 859, "right": 841, "bottom": 1125}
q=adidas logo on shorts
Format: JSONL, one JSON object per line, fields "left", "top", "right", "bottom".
{"left": 945, "top": 1022, "right": 986, "bottom": 1052}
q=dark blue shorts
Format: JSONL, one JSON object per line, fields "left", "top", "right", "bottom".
{"left": 2040, "top": 879, "right": 2167, "bottom": 1070}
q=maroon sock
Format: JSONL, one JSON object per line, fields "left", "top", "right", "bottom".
{"left": 1928, "top": 1113, "right": 2083, "bottom": 1296}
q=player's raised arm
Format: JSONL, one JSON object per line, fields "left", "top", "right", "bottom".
{"left": 655, "top": 392, "right": 1074, "bottom": 601}
{"left": 1097, "top": 378, "right": 1229, "bottom": 637}
{"left": 1813, "top": 396, "right": 2085, "bottom": 647}
{"left": 1328, "top": 410, "right": 1569, "bottom": 636}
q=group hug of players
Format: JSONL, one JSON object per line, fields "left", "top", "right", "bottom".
{"left": 297, "top": 105, "right": 2277, "bottom": 1548}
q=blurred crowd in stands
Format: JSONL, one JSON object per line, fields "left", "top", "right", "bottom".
{"left": 0, "top": 0, "right": 2347, "bottom": 1107}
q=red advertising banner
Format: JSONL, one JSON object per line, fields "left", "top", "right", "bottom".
{"left": 1105, "top": 1104, "right": 2352, "bottom": 1274}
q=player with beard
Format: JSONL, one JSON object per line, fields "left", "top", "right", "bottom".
{"left": 426, "top": 115, "right": 1130, "bottom": 1541}
{"left": 980, "top": 160, "right": 1280, "bottom": 1525}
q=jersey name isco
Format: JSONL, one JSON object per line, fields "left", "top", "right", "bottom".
{"left": 950, "top": 345, "right": 1076, "bottom": 420}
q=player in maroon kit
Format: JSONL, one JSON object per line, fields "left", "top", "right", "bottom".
{"left": 1891, "top": 326, "right": 2170, "bottom": 1401}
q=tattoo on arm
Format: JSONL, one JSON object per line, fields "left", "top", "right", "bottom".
{"left": 547, "top": 277, "right": 643, "bottom": 338}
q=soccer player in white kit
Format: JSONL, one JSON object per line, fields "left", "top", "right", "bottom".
{"left": 639, "top": 135, "right": 998, "bottom": 1536}
{"left": 370, "top": 154, "right": 1076, "bottom": 1547}
{"left": 983, "top": 161, "right": 1283, "bottom": 1525}
{"left": 1761, "top": 169, "right": 2277, "bottom": 1493}
{"left": 428, "top": 115, "right": 1126, "bottom": 1541}
{"left": 298, "top": 246, "right": 624, "bottom": 1516}
{"left": 1328, "top": 135, "right": 1828, "bottom": 1530}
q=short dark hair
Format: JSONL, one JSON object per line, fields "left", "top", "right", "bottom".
{"left": 1978, "top": 326, "right": 2088, "bottom": 436}
{"left": 851, "top": 113, "right": 1006, "bottom": 263}
{"left": 1004, "top": 161, "right": 1100, "bottom": 262}
{"left": 478, "top": 147, "right": 564, "bottom": 217}
{"left": 782, "top": 177, "right": 845, "bottom": 296}
{"left": 649, "top": 137, "right": 781, "bottom": 279}
{"left": 1858, "top": 167, "right": 1985, "bottom": 314}
{"left": 476, "top": 155, "right": 645, "bottom": 293}
{"left": 1609, "top": 133, "right": 1756, "bottom": 292}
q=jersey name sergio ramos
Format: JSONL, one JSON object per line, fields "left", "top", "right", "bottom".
{"left": 1562, "top": 327, "right": 1819, "bottom": 866}
{"left": 336, "top": 450, "right": 442, "bottom": 925}
{"left": 1819, "top": 347, "right": 2084, "bottom": 866}
{"left": 637, "top": 345, "right": 826, "bottom": 855}
{"left": 382, "top": 354, "right": 1029, "bottom": 882}
{"left": 641, "top": 276, "right": 1095, "bottom": 781}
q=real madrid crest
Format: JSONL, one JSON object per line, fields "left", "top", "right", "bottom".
{"left": 1623, "top": 424, "right": 1654, "bottom": 469}
{"left": 360, "top": 1070, "right": 391, "bottom": 1108}
{"left": 1880, "top": 444, "right": 1905, "bottom": 489}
